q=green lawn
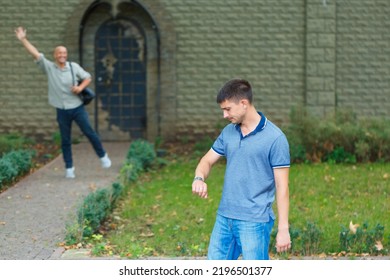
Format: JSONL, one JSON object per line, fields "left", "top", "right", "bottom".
{"left": 105, "top": 158, "right": 389, "bottom": 258}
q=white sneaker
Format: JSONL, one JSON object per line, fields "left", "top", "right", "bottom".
{"left": 100, "top": 153, "right": 111, "bottom": 168}
{"left": 65, "top": 167, "right": 75, "bottom": 178}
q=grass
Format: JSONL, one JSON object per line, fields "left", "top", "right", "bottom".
{"left": 104, "top": 156, "right": 389, "bottom": 259}
{"left": 289, "top": 163, "right": 389, "bottom": 254}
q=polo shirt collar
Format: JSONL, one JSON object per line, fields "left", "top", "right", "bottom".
{"left": 235, "top": 111, "right": 268, "bottom": 136}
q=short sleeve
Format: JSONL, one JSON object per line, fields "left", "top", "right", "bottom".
{"left": 211, "top": 131, "right": 225, "bottom": 156}
{"left": 72, "top": 62, "right": 91, "bottom": 81}
{"left": 270, "top": 134, "right": 290, "bottom": 168}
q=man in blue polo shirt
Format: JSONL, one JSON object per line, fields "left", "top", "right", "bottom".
{"left": 192, "top": 79, "right": 291, "bottom": 260}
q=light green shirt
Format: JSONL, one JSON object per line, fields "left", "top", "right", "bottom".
{"left": 36, "top": 53, "right": 91, "bottom": 109}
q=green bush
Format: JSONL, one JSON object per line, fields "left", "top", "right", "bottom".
{"left": 271, "top": 221, "right": 323, "bottom": 256}
{"left": 0, "top": 160, "right": 18, "bottom": 187}
{"left": 0, "top": 133, "right": 33, "bottom": 155}
{"left": 65, "top": 183, "right": 124, "bottom": 245}
{"left": 66, "top": 140, "right": 160, "bottom": 245}
{"left": 111, "top": 182, "right": 124, "bottom": 206}
{"left": 285, "top": 107, "right": 390, "bottom": 163}
{"left": 120, "top": 158, "right": 143, "bottom": 185}
{"left": 127, "top": 139, "right": 156, "bottom": 170}
{"left": 67, "top": 181, "right": 126, "bottom": 244}
{"left": 78, "top": 188, "right": 112, "bottom": 237}
{"left": 339, "top": 222, "right": 387, "bottom": 255}
{"left": 0, "top": 149, "right": 35, "bottom": 189}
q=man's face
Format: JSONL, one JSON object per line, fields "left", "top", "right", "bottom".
{"left": 53, "top": 46, "right": 68, "bottom": 65}
{"left": 219, "top": 99, "right": 247, "bottom": 124}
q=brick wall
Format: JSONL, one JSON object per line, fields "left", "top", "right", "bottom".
{"left": 164, "top": 0, "right": 306, "bottom": 138}
{"left": 1, "top": 0, "right": 82, "bottom": 140}
{"left": 1, "top": 0, "right": 389, "bottom": 142}
{"left": 336, "top": 0, "right": 390, "bottom": 118}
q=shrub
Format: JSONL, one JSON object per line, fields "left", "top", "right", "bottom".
{"left": 286, "top": 107, "right": 390, "bottom": 163}
{"left": 272, "top": 221, "right": 323, "bottom": 256}
{"left": 324, "top": 147, "right": 356, "bottom": 164}
{"left": 75, "top": 182, "right": 125, "bottom": 240}
{"left": 0, "top": 133, "right": 33, "bottom": 155}
{"left": 66, "top": 140, "right": 159, "bottom": 245}
{"left": 127, "top": 139, "right": 156, "bottom": 170}
{"left": 0, "top": 160, "right": 18, "bottom": 187}
{"left": 339, "top": 222, "right": 387, "bottom": 255}
{"left": 111, "top": 182, "right": 124, "bottom": 206}
{"left": 0, "top": 149, "right": 35, "bottom": 189}
{"left": 299, "top": 222, "right": 323, "bottom": 255}
{"left": 78, "top": 188, "right": 112, "bottom": 237}
{"left": 120, "top": 158, "right": 143, "bottom": 185}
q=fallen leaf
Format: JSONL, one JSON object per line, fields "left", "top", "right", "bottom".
{"left": 89, "top": 183, "right": 97, "bottom": 191}
{"left": 375, "top": 241, "right": 384, "bottom": 251}
{"left": 338, "top": 251, "right": 347, "bottom": 257}
{"left": 139, "top": 232, "right": 154, "bottom": 237}
{"left": 349, "top": 221, "right": 359, "bottom": 234}
{"left": 324, "top": 175, "right": 335, "bottom": 182}
{"left": 181, "top": 226, "right": 189, "bottom": 231}
{"left": 318, "top": 252, "right": 327, "bottom": 259}
{"left": 145, "top": 218, "right": 154, "bottom": 226}
{"left": 383, "top": 173, "right": 389, "bottom": 179}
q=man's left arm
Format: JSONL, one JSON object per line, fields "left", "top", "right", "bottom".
{"left": 71, "top": 64, "right": 91, "bottom": 94}
{"left": 274, "top": 167, "right": 291, "bottom": 252}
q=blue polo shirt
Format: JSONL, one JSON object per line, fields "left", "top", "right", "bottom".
{"left": 212, "top": 112, "right": 290, "bottom": 222}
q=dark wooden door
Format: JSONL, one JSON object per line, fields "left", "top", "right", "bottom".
{"left": 95, "top": 19, "right": 146, "bottom": 140}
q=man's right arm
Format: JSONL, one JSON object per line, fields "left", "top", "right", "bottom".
{"left": 15, "top": 27, "right": 40, "bottom": 60}
{"left": 192, "top": 148, "right": 221, "bottom": 199}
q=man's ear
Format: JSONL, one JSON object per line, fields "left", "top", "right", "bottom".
{"left": 240, "top": 99, "right": 249, "bottom": 108}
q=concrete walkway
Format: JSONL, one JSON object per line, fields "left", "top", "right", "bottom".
{"left": 0, "top": 141, "right": 130, "bottom": 260}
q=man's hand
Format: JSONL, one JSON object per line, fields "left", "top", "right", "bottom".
{"left": 275, "top": 228, "right": 291, "bottom": 253}
{"left": 14, "top": 26, "right": 40, "bottom": 60}
{"left": 15, "top": 27, "right": 27, "bottom": 41}
{"left": 71, "top": 85, "right": 82, "bottom": 95}
{"left": 192, "top": 179, "right": 208, "bottom": 199}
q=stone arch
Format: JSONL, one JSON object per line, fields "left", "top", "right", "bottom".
{"left": 64, "top": 0, "right": 177, "bottom": 141}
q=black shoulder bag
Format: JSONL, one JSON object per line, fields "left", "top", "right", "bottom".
{"left": 69, "top": 61, "right": 95, "bottom": 105}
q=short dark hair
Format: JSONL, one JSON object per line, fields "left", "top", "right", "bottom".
{"left": 216, "top": 79, "right": 253, "bottom": 104}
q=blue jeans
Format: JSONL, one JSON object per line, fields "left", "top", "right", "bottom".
{"left": 56, "top": 105, "right": 106, "bottom": 168}
{"left": 207, "top": 214, "right": 274, "bottom": 260}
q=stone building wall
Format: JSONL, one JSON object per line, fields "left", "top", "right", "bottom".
{"left": 0, "top": 0, "right": 389, "bottom": 142}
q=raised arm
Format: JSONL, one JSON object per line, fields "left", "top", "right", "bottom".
{"left": 15, "top": 27, "right": 40, "bottom": 60}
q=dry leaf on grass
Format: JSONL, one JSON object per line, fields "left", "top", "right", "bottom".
{"left": 349, "top": 221, "right": 359, "bottom": 234}
{"left": 375, "top": 241, "right": 384, "bottom": 251}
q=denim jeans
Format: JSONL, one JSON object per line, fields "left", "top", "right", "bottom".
{"left": 56, "top": 105, "right": 106, "bottom": 168}
{"left": 207, "top": 214, "right": 274, "bottom": 260}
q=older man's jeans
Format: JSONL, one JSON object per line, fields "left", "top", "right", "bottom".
{"left": 207, "top": 214, "right": 274, "bottom": 260}
{"left": 56, "top": 105, "right": 105, "bottom": 169}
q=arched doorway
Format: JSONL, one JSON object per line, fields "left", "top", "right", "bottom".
{"left": 95, "top": 19, "right": 147, "bottom": 139}
{"left": 78, "top": 0, "right": 161, "bottom": 141}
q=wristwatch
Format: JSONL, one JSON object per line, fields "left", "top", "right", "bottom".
{"left": 193, "top": 176, "right": 204, "bottom": 182}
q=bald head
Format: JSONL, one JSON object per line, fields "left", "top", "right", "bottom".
{"left": 53, "top": 46, "right": 68, "bottom": 67}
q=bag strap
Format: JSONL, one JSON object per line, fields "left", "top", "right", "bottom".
{"left": 68, "top": 61, "right": 76, "bottom": 86}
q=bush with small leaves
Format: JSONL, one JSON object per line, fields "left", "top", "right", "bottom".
{"left": 127, "top": 139, "right": 156, "bottom": 170}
